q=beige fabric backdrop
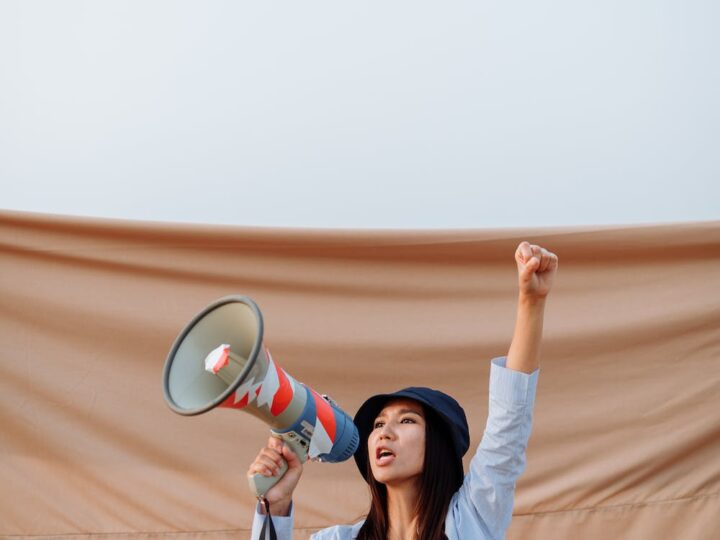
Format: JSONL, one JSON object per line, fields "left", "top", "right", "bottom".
{"left": 1, "top": 210, "right": 718, "bottom": 539}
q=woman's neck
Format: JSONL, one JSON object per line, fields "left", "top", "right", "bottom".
{"left": 385, "top": 479, "right": 421, "bottom": 540}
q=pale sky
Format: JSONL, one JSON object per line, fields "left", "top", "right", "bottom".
{"left": 1, "top": 1, "right": 718, "bottom": 228}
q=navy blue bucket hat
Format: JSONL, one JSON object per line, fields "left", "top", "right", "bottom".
{"left": 353, "top": 387, "right": 470, "bottom": 482}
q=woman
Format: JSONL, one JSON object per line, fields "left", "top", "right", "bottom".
{"left": 249, "top": 241, "right": 558, "bottom": 539}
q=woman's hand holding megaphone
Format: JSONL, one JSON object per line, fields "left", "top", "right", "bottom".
{"left": 247, "top": 436, "right": 304, "bottom": 517}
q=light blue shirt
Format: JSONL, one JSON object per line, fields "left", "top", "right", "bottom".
{"left": 252, "top": 357, "right": 539, "bottom": 540}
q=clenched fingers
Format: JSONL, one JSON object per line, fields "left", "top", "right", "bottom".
{"left": 247, "top": 447, "right": 284, "bottom": 478}
{"left": 516, "top": 241, "right": 558, "bottom": 272}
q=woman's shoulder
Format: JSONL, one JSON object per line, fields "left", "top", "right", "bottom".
{"left": 311, "top": 519, "right": 364, "bottom": 540}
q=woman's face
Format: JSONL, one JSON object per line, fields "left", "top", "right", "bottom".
{"left": 367, "top": 398, "right": 426, "bottom": 486}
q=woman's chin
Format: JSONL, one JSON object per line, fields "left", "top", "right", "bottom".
{"left": 371, "top": 468, "right": 420, "bottom": 487}
{"left": 370, "top": 466, "right": 398, "bottom": 485}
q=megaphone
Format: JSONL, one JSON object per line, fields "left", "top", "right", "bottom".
{"left": 162, "top": 295, "right": 359, "bottom": 497}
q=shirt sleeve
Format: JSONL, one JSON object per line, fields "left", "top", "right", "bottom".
{"left": 251, "top": 501, "right": 295, "bottom": 540}
{"left": 454, "top": 356, "right": 539, "bottom": 540}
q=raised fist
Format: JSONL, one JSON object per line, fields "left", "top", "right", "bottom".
{"left": 514, "top": 241, "right": 559, "bottom": 298}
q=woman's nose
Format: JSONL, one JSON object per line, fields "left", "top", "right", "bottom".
{"left": 378, "top": 423, "right": 395, "bottom": 440}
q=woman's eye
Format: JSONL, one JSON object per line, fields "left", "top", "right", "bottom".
{"left": 373, "top": 421, "right": 384, "bottom": 429}
{"left": 401, "top": 418, "right": 416, "bottom": 424}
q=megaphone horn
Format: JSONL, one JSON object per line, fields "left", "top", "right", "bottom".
{"left": 162, "top": 296, "right": 359, "bottom": 497}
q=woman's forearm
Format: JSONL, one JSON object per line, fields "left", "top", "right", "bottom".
{"left": 506, "top": 293, "right": 546, "bottom": 374}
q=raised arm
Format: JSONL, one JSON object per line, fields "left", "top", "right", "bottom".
{"left": 506, "top": 241, "right": 558, "bottom": 374}
{"left": 448, "top": 241, "right": 558, "bottom": 540}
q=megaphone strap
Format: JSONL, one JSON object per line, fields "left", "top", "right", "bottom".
{"left": 259, "top": 498, "right": 278, "bottom": 540}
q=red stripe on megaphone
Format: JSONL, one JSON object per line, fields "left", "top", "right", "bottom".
{"left": 220, "top": 392, "right": 248, "bottom": 409}
{"left": 267, "top": 349, "right": 294, "bottom": 416}
{"left": 310, "top": 388, "right": 337, "bottom": 442}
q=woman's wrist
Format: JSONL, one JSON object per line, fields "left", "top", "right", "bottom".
{"left": 506, "top": 293, "right": 547, "bottom": 373}
{"left": 270, "top": 499, "right": 292, "bottom": 516}
{"left": 518, "top": 291, "right": 548, "bottom": 308}
{"left": 264, "top": 498, "right": 292, "bottom": 517}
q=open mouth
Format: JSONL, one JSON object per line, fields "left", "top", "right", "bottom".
{"left": 375, "top": 447, "right": 396, "bottom": 465}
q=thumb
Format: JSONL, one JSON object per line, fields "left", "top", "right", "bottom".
{"left": 521, "top": 256, "right": 540, "bottom": 279}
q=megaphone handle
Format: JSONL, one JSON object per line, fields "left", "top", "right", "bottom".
{"left": 249, "top": 432, "right": 308, "bottom": 498}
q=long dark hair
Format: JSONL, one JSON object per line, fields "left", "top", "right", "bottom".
{"left": 356, "top": 404, "right": 464, "bottom": 540}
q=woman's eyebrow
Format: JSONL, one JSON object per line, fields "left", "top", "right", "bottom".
{"left": 375, "top": 408, "right": 423, "bottom": 420}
